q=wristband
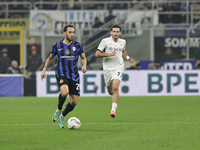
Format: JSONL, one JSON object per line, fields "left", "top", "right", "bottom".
{"left": 126, "top": 56, "right": 130, "bottom": 60}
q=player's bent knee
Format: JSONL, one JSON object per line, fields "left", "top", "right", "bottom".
{"left": 108, "top": 91, "right": 113, "bottom": 95}
{"left": 61, "top": 92, "right": 69, "bottom": 98}
{"left": 71, "top": 101, "right": 77, "bottom": 106}
{"left": 113, "top": 87, "right": 118, "bottom": 93}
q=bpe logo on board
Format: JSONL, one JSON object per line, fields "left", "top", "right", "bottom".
{"left": 45, "top": 74, "right": 130, "bottom": 94}
{"left": 148, "top": 73, "right": 199, "bottom": 93}
{"left": 32, "top": 13, "right": 53, "bottom": 29}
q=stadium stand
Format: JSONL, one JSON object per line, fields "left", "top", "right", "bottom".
{"left": 0, "top": 0, "right": 200, "bottom": 69}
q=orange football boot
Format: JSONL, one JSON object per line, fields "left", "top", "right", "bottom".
{"left": 110, "top": 110, "right": 116, "bottom": 118}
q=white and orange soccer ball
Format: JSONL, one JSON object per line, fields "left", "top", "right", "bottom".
{"left": 67, "top": 117, "right": 81, "bottom": 130}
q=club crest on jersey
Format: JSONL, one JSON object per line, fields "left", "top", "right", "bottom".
{"left": 60, "top": 79, "right": 64, "bottom": 84}
{"left": 109, "top": 47, "right": 113, "bottom": 51}
{"left": 72, "top": 47, "right": 76, "bottom": 51}
{"left": 65, "top": 49, "right": 70, "bottom": 55}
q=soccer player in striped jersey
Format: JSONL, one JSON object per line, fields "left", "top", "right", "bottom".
{"left": 95, "top": 24, "right": 135, "bottom": 118}
{"left": 40, "top": 25, "right": 87, "bottom": 129}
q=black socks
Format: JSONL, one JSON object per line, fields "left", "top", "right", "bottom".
{"left": 58, "top": 93, "right": 76, "bottom": 117}
{"left": 58, "top": 93, "right": 66, "bottom": 110}
{"left": 62, "top": 102, "right": 75, "bottom": 116}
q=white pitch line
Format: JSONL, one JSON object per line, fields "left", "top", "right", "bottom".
{"left": 0, "top": 122, "right": 199, "bottom": 126}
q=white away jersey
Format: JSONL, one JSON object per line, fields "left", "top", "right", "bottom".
{"left": 97, "top": 36, "right": 126, "bottom": 70}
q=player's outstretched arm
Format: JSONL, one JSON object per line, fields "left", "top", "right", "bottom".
{"left": 95, "top": 50, "right": 116, "bottom": 57}
{"left": 40, "top": 53, "right": 55, "bottom": 80}
{"left": 122, "top": 50, "right": 135, "bottom": 63}
{"left": 80, "top": 53, "right": 87, "bottom": 73}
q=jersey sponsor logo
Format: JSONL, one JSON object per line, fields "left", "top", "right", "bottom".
{"left": 60, "top": 56, "right": 75, "bottom": 60}
{"left": 58, "top": 48, "right": 63, "bottom": 51}
{"left": 65, "top": 49, "right": 70, "bottom": 55}
{"left": 108, "top": 47, "right": 122, "bottom": 51}
{"left": 114, "top": 47, "right": 123, "bottom": 51}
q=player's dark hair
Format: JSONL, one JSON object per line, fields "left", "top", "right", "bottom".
{"left": 111, "top": 24, "right": 121, "bottom": 31}
{"left": 63, "top": 25, "right": 74, "bottom": 32}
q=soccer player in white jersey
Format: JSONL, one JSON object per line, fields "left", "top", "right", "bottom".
{"left": 95, "top": 24, "right": 135, "bottom": 118}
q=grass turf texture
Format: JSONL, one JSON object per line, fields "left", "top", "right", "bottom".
{"left": 0, "top": 96, "right": 200, "bottom": 150}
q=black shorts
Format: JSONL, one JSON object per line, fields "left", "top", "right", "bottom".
{"left": 56, "top": 76, "right": 80, "bottom": 96}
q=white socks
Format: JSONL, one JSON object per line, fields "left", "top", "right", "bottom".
{"left": 111, "top": 103, "right": 118, "bottom": 113}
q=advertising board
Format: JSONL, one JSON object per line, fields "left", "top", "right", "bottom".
{"left": 36, "top": 70, "right": 200, "bottom": 97}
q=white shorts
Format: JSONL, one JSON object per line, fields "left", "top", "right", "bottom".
{"left": 103, "top": 67, "right": 124, "bottom": 87}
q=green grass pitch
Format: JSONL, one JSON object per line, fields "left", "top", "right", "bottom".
{"left": 0, "top": 96, "right": 200, "bottom": 150}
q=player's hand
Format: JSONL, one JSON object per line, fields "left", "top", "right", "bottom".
{"left": 82, "top": 66, "right": 87, "bottom": 74}
{"left": 129, "top": 57, "right": 135, "bottom": 63}
{"left": 110, "top": 50, "right": 116, "bottom": 56}
{"left": 40, "top": 71, "right": 46, "bottom": 81}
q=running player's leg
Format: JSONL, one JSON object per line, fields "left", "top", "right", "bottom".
{"left": 107, "top": 84, "right": 113, "bottom": 95}
{"left": 104, "top": 69, "right": 121, "bottom": 118}
{"left": 59, "top": 79, "right": 80, "bottom": 128}
{"left": 59, "top": 94, "right": 79, "bottom": 128}
{"left": 52, "top": 83, "right": 69, "bottom": 122}
{"left": 110, "top": 79, "right": 120, "bottom": 118}
{"left": 112, "top": 78, "right": 120, "bottom": 104}
{"left": 110, "top": 68, "right": 123, "bottom": 118}
{"left": 63, "top": 94, "right": 78, "bottom": 116}
{"left": 59, "top": 84, "right": 69, "bottom": 109}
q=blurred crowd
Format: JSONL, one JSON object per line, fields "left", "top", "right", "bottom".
{"left": 0, "top": 0, "right": 200, "bottom": 24}
{"left": 0, "top": 0, "right": 200, "bottom": 72}
{"left": 157, "top": 2, "right": 200, "bottom": 24}
{"left": 0, "top": 46, "right": 44, "bottom": 78}
{"left": 127, "top": 45, "right": 200, "bottom": 70}
{"left": 129, "top": 44, "right": 200, "bottom": 70}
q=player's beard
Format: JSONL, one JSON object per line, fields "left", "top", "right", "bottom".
{"left": 113, "top": 35, "right": 119, "bottom": 41}
{"left": 66, "top": 35, "right": 73, "bottom": 42}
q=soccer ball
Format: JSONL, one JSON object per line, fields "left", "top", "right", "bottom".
{"left": 67, "top": 117, "right": 81, "bottom": 130}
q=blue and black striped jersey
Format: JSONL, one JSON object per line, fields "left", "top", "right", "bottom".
{"left": 50, "top": 39, "right": 84, "bottom": 82}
